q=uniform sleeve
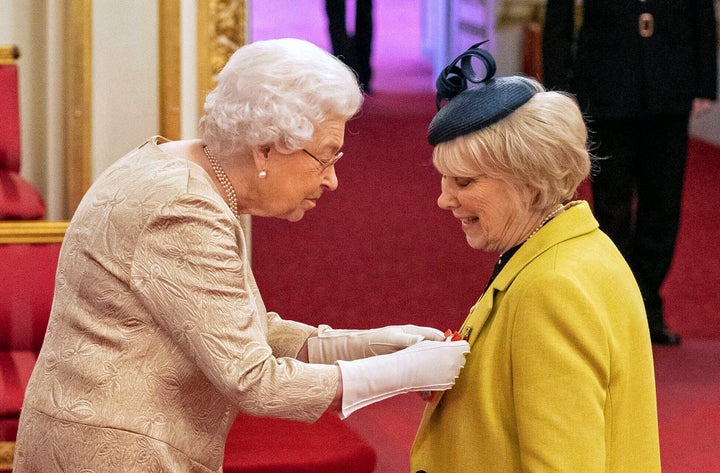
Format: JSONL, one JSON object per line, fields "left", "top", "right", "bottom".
{"left": 542, "top": 0, "right": 577, "bottom": 91}
{"left": 510, "top": 271, "right": 610, "bottom": 472}
{"left": 129, "top": 194, "right": 338, "bottom": 422}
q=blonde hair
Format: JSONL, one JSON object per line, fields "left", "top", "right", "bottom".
{"left": 433, "top": 83, "right": 591, "bottom": 210}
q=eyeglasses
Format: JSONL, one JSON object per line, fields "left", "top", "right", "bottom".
{"left": 302, "top": 148, "right": 343, "bottom": 172}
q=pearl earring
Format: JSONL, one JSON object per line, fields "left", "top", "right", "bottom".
{"left": 258, "top": 170, "right": 267, "bottom": 178}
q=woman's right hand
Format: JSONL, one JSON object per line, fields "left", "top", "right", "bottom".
{"left": 333, "top": 340, "right": 470, "bottom": 418}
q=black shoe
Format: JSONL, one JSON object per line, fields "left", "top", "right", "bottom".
{"left": 650, "top": 326, "right": 682, "bottom": 346}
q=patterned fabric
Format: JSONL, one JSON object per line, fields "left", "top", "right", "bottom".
{"left": 13, "top": 137, "right": 339, "bottom": 472}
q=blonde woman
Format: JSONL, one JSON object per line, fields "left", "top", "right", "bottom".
{"left": 411, "top": 44, "right": 660, "bottom": 473}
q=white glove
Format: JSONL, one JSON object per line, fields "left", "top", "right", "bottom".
{"left": 307, "top": 324, "right": 445, "bottom": 364}
{"left": 337, "top": 339, "right": 470, "bottom": 418}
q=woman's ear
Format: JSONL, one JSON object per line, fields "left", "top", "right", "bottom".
{"left": 253, "top": 146, "right": 271, "bottom": 178}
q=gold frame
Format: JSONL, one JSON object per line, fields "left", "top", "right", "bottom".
{"left": 0, "top": 441, "right": 13, "bottom": 471}
{"left": 0, "top": 221, "right": 69, "bottom": 244}
{"left": 62, "top": 1, "right": 247, "bottom": 218}
{"left": 0, "top": 44, "right": 20, "bottom": 65}
{"left": 159, "top": 0, "right": 182, "bottom": 140}
{"left": 63, "top": 0, "right": 93, "bottom": 218}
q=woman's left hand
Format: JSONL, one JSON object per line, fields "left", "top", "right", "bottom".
{"left": 307, "top": 324, "right": 445, "bottom": 364}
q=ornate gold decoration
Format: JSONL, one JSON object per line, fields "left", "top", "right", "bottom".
{"left": 0, "top": 44, "right": 20, "bottom": 65}
{"left": 0, "top": 221, "right": 69, "bottom": 244}
{"left": 497, "top": 0, "right": 583, "bottom": 28}
{"left": 197, "top": 0, "right": 246, "bottom": 114}
{"left": 497, "top": 0, "right": 547, "bottom": 26}
{"left": 159, "top": 0, "right": 182, "bottom": 140}
{"left": 0, "top": 441, "right": 14, "bottom": 470}
{"left": 63, "top": 0, "right": 93, "bottom": 218}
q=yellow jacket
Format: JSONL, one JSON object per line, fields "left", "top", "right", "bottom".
{"left": 411, "top": 201, "right": 661, "bottom": 472}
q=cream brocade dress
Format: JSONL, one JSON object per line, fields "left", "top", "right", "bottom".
{"left": 13, "top": 137, "right": 339, "bottom": 472}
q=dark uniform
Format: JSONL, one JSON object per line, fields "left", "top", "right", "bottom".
{"left": 325, "top": 0, "right": 373, "bottom": 93}
{"left": 543, "top": 0, "right": 718, "bottom": 344}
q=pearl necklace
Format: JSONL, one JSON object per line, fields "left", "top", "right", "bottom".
{"left": 525, "top": 203, "right": 567, "bottom": 241}
{"left": 202, "top": 145, "right": 239, "bottom": 218}
{"left": 494, "top": 203, "right": 571, "bottom": 281}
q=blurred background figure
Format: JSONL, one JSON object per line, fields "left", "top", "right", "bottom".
{"left": 542, "top": 0, "right": 718, "bottom": 345}
{"left": 325, "top": 0, "right": 374, "bottom": 93}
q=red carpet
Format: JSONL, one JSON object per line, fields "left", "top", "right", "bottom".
{"left": 664, "top": 138, "right": 720, "bottom": 339}
{"left": 251, "top": 91, "right": 720, "bottom": 472}
{"left": 654, "top": 340, "right": 720, "bottom": 472}
{"left": 224, "top": 412, "right": 376, "bottom": 472}
{"left": 252, "top": 91, "right": 493, "bottom": 334}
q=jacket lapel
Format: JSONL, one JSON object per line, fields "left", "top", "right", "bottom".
{"left": 424, "top": 201, "right": 598, "bottom": 407}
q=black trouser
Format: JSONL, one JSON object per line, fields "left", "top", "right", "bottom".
{"left": 590, "top": 112, "right": 691, "bottom": 329}
{"left": 325, "top": 0, "right": 373, "bottom": 91}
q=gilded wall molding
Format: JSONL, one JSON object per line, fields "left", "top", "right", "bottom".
{"left": 0, "top": 44, "right": 20, "bottom": 65}
{"left": 497, "top": 0, "right": 546, "bottom": 26}
{"left": 0, "top": 221, "right": 69, "bottom": 244}
{"left": 0, "top": 442, "right": 15, "bottom": 471}
{"left": 159, "top": 0, "right": 182, "bottom": 140}
{"left": 196, "top": 0, "right": 246, "bottom": 114}
{"left": 0, "top": 441, "right": 14, "bottom": 471}
{"left": 63, "top": 0, "right": 93, "bottom": 218}
{"left": 497, "top": 0, "right": 582, "bottom": 28}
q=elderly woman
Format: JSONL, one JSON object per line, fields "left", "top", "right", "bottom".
{"left": 410, "top": 44, "right": 661, "bottom": 472}
{"left": 13, "top": 38, "right": 469, "bottom": 472}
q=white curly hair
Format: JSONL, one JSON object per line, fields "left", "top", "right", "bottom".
{"left": 199, "top": 38, "right": 363, "bottom": 157}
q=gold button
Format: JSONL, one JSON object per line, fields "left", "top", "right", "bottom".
{"left": 639, "top": 13, "right": 654, "bottom": 38}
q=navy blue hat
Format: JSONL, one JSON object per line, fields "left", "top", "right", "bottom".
{"left": 428, "top": 42, "right": 538, "bottom": 146}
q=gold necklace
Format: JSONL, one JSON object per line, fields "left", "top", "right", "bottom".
{"left": 202, "top": 145, "right": 239, "bottom": 218}
{"left": 526, "top": 203, "right": 567, "bottom": 241}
